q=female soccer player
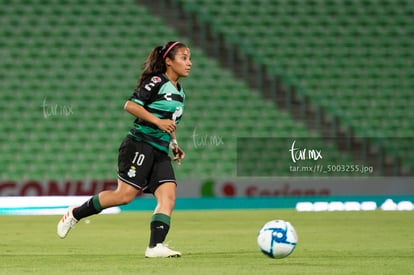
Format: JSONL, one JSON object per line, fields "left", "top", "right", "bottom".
{"left": 57, "top": 41, "right": 192, "bottom": 258}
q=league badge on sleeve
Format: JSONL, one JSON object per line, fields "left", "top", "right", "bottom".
{"left": 151, "top": 76, "right": 162, "bottom": 83}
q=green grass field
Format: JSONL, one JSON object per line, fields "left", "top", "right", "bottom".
{"left": 1, "top": 210, "right": 413, "bottom": 275}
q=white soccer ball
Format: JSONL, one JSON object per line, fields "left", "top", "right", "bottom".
{"left": 257, "top": 219, "right": 298, "bottom": 259}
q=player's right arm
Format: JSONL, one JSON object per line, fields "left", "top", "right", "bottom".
{"left": 125, "top": 75, "right": 176, "bottom": 133}
{"left": 124, "top": 101, "right": 176, "bottom": 134}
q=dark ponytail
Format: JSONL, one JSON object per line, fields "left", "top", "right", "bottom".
{"left": 136, "top": 41, "right": 186, "bottom": 87}
{"left": 137, "top": 45, "right": 165, "bottom": 87}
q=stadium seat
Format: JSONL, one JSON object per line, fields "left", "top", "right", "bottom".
{"left": 2, "top": 0, "right": 410, "bottom": 182}
{"left": 177, "top": 0, "right": 414, "bottom": 174}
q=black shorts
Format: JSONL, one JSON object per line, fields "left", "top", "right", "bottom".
{"left": 117, "top": 135, "right": 176, "bottom": 194}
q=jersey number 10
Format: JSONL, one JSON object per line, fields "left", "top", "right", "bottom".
{"left": 132, "top": 152, "right": 145, "bottom": 166}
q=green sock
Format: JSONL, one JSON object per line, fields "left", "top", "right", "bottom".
{"left": 149, "top": 213, "right": 171, "bottom": 247}
{"left": 72, "top": 195, "right": 103, "bottom": 220}
{"left": 151, "top": 213, "right": 171, "bottom": 225}
{"left": 92, "top": 194, "right": 103, "bottom": 211}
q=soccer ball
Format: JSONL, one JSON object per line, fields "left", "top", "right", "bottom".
{"left": 257, "top": 219, "right": 298, "bottom": 259}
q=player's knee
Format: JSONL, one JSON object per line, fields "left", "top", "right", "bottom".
{"left": 154, "top": 182, "right": 176, "bottom": 211}
{"left": 161, "top": 194, "right": 176, "bottom": 209}
{"left": 117, "top": 191, "right": 136, "bottom": 205}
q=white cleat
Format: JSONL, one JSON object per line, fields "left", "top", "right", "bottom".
{"left": 145, "top": 243, "right": 182, "bottom": 258}
{"left": 57, "top": 207, "right": 78, "bottom": 238}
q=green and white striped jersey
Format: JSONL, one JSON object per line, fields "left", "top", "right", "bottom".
{"left": 128, "top": 74, "right": 185, "bottom": 153}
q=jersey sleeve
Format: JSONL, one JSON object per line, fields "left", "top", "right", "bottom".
{"left": 129, "top": 75, "right": 163, "bottom": 106}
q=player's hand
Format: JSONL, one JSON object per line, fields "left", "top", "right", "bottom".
{"left": 171, "top": 144, "right": 185, "bottom": 165}
{"left": 157, "top": 119, "right": 176, "bottom": 133}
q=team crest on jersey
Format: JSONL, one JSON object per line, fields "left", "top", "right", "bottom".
{"left": 127, "top": 166, "right": 136, "bottom": 178}
{"left": 151, "top": 76, "right": 162, "bottom": 83}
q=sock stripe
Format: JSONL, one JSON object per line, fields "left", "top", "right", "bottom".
{"left": 151, "top": 213, "right": 171, "bottom": 226}
{"left": 92, "top": 195, "right": 103, "bottom": 211}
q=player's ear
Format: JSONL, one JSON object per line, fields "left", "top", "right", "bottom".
{"left": 165, "top": 57, "right": 172, "bottom": 67}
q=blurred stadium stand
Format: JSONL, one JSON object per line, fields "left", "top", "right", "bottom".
{"left": 0, "top": 0, "right": 412, "bottom": 183}
{"left": 145, "top": 0, "right": 414, "bottom": 175}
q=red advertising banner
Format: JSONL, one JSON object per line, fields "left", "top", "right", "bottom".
{"left": 0, "top": 180, "right": 119, "bottom": 196}
{"left": 1, "top": 177, "right": 413, "bottom": 197}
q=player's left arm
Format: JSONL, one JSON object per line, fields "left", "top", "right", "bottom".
{"left": 170, "top": 131, "right": 185, "bottom": 164}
